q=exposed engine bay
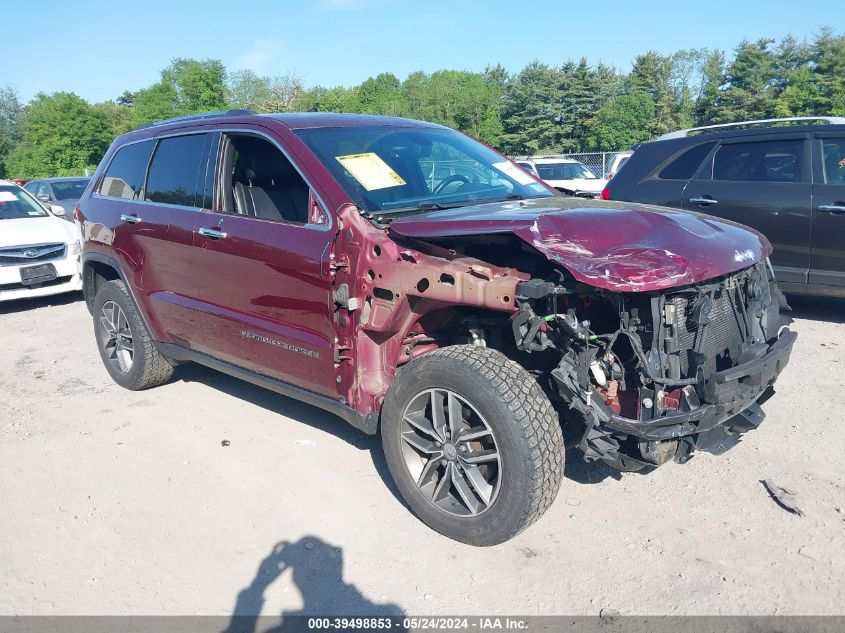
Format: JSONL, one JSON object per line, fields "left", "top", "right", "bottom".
{"left": 338, "top": 199, "right": 796, "bottom": 471}
{"left": 505, "top": 259, "right": 795, "bottom": 470}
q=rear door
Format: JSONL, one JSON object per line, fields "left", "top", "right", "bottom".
{"left": 190, "top": 128, "right": 338, "bottom": 398}
{"left": 611, "top": 141, "right": 716, "bottom": 207}
{"left": 682, "top": 134, "right": 812, "bottom": 285}
{"left": 810, "top": 132, "right": 845, "bottom": 288}
{"left": 107, "top": 133, "right": 213, "bottom": 345}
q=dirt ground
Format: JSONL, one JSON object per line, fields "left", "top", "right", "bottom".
{"left": 1, "top": 291, "right": 843, "bottom": 618}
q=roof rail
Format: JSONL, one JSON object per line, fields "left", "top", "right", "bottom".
{"left": 657, "top": 116, "right": 845, "bottom": 140}
{"left": 137, "top": 109, "right": 256, "bottom": 130}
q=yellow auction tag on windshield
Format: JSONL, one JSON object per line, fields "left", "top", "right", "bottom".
{"left": 336, "top": 153, "right": 406, "bottom": 191}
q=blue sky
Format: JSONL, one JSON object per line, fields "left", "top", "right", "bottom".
{"left": 2, "top": 0, "right": 840, "bottom": 103}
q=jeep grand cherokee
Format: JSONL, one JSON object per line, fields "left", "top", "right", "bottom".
{"left": 77, "top": 110, "right": 795, "bottom": 545}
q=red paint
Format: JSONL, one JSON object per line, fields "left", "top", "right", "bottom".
{"left": 389, "top": 197, "right": 772, "bottom": 292}
{"left": 78, "top": 111, "right": 775, "bottom": 418}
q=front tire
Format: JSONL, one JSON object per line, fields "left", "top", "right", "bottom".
{"left": 92, "top": 280, "right": 174, "bottom": 390}
{"left": 381, "top": 345, "right": 564, "bottom": 545}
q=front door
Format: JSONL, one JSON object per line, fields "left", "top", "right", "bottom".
{"left": 683, "top": 134, "right": 812, "bottom": 285}
{"left": 810, "top": 133, "right": 845, "bottom": 289}
{"left": 191, "top": 130, "right": 337, "bottom": 397}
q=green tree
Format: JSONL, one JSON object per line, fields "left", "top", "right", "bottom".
{"left": 95, "top": 101, "right": 137, "bottom": 137}
{"left": 717, "top": 39, "right": 778, "bottom": 122}
{"left": 299, "top": 85, "right": 359, "bottom": 112}
{"left": 694, "top": 50, "right": 726, "bottom": 124}
{"left": 399, "top": 70, "right": 503, "bottom": 145}
{"left": 588, "top": 93, "right": 656, "bottom": 150}
{"left": 500, "top": 61, "right": 564, "bottom": 154}
{"left": 135, "top": 58, "right": 227, "bottom": 124}
{"left": 625, "top": 51, "right": 677, "bottom": 136}
{"left": 670, "top": 49, "right": 708, "bottom": 128}
{"left": 558, "top": 59, "right": 601, "bottom": 151}
{"left": 0, "top": 86, "right": 23, "bottom": 177}
{"left": 6, "top": 92, "right": 112, "bottom": 178}
{"left": 770, "top": 36, "right": 817, "bottom": 117}
{"left": 811, "top": 28, "right": 845, "bottom": 115}
{"left": 227, "top": 69, "right": 305, "bottom": 112}
{"left": 116, "top": 90, "right": 138, "bottom": 107}
{"left": 355, "top": 72, "right": 406, "bottom": 115}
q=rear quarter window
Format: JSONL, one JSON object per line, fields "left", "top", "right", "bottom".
{"left": 658, "top": 142, "right": 716, "bottom": 180}
{"left": 98, "top": 140, "right": 155, "bottom": 200}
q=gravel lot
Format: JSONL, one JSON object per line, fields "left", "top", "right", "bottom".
{"left": 1, "top": 291, "right": 843, "bottom": 618}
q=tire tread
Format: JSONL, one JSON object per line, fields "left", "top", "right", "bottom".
{"left": 95, "top": 280, "right": 173, "bottom": 390}
{"left": 392, "top": 345, "right": 564, "bottom": 544}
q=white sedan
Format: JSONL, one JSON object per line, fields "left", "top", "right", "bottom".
{"left": 0, "top": 182, "right": 82, "bottom": 302}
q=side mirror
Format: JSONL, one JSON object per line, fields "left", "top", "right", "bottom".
{"left": 50, "top": 204, "right": 67, "bottom": 216}
{"left": 37, "top": 193, "right": 51, "bottom": 202}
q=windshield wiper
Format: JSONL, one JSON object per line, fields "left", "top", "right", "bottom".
{"left": 381, "top": 201, "right": 456, "bottom": 214}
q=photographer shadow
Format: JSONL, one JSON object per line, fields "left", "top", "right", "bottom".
{"left": 224, "top": 537, "right": 405, "bottom": 633}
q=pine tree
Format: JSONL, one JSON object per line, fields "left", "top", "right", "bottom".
{"left": 811, "top": 28, "right": 845, "bottom": 115}
{"left": 500, "top": 61, "right": 564, "bottom": 154}
{"left": 717, "top": 39, "right": 778, "bottom": 122}
{"left": 694, "top": 50, "right": 725, "bottom": 124}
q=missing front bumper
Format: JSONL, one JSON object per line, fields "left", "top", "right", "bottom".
{"left": 555, "top": 329, "right": 796, "bottom": 471}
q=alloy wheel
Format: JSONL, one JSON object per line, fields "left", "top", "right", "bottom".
{"left": 99, "top": 300, "right": 134, "bottom": 373}
{"left": 400, "top": 388, "right": 501, "bottom": 517}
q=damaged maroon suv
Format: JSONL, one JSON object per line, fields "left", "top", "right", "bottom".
{"left": 77, "top": 111, "right": 796, "bottom": 545}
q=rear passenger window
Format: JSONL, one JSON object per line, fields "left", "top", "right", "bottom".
{"left": 713, "top": 140, "right": 804, "bottom": 183}
{"left": 659, "top": 142, "right": 716, "bottom": 180}
{"left": 145, "top": 134, "right": 208, "bottom": 207}
{"left": 98, "top": 140, "right": 154, "bottom": 200}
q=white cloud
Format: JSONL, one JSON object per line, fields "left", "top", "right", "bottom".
{"left": 237, "top": 38, "right": 283, "bottom": 74}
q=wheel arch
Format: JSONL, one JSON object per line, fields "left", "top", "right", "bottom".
{"left": 82, "top": 253, "right": 157, "bottom": 342}
{"left": 82, "top": 253, "right": 121, "bottom": 314}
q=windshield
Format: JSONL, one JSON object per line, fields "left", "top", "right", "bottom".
{"left": 294, "top": 126, "right": 552, "bottom": 213}
{"left": 0, "top": 186, "right": 49, "bottom": 220}
{"left": 536, "top": 162, "right": 598, "bottom": 180}
{"left": 51, "top": 179, "right": 90, "bottom": 200}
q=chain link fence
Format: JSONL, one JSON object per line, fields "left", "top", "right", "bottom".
{"left": 512, "top": 152, "right": 630, "bottom": 178}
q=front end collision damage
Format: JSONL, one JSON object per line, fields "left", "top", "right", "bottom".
{"left": 513, "top": 262, "right": 795, "bottom": 470}
{"left": 333, "top": 202, "right": 795, "bottom": 471}
{"left": 330, "top": 205, "right": 526, "bottom": 415}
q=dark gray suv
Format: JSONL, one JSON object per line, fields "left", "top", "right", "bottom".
{"left": 604, "top": 117, "right": 845, "bottom": 298}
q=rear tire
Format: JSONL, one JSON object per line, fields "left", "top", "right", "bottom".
{"left": 93, "top": 280, "right": 174, "bottom": 390}
{"left": 381, "top": 345, "right": 564, "bottom": 546}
